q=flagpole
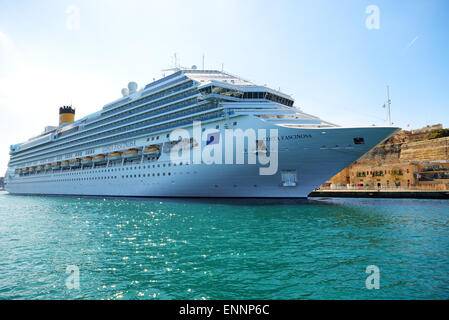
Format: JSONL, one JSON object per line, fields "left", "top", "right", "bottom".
{"left": 386, "top": 85, "right": 392, "bottom": 126}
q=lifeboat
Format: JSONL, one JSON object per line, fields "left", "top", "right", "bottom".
{"left": 144, "top": 146, "right": 160, "bottom": 155}
{"left": 122, "top": 148, "right": 140, "bottom": 160}
{"left": 93, "top": 154, "right": 106, "bottom": 164}
{"left": 37, "top": 165, "right": 44, "bottom": 172}
{"left": 44, "top": 164, "right": 52, "bottom": 170}
{"left": 51, "top": 161, "right": 61, "bottom": 170}
{"left": 107, "top": 152, "right": 122, "bottom": 162}
{"left": 81, "top": 157, "right": 93, "bottom": 166}
{"left": 18, "top": 168, "right": 23, "bottom": 175}
{"left": 69, "top": 158, "right": 81, "bottom": 168}
{"left": 61, "top": 160, "right": 69, "bottom": 168}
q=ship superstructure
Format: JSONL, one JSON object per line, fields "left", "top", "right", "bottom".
{"left": 4, "top": 69, "right": 399, "bottom": 198}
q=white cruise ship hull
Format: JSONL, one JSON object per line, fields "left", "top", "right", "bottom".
{"left": 5, "top": 116, "right": 398, "bottom": 198}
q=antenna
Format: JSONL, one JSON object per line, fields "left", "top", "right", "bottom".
{"left": 221, "top": 63, "right": 224, "bottom": 72}
{"left": 386, "top": 85, "right": 392, "bottom": 126}
{"left": 202, "top": 54, "right": 205, "bottom": 70}
{"left": 174, "top": 53, "right": 178, "bottom": 68}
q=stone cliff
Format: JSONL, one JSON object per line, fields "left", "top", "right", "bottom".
{"left": 356, "top": 136, "right": 449, "bottom": 165}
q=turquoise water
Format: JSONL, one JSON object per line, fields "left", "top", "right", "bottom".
{"left": 0, "top": 190, "right": 448, "bottom": 300}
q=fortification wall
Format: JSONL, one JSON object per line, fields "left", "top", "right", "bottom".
{"left": 356, "top": 136, "right": 449, "bottom": 165}
{"left": 399, "top": 137, "right": 449, "bottom": 163}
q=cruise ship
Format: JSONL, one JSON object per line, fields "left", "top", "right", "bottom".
{"left": 4, "top": 68, "right": 399, "bottom": 198}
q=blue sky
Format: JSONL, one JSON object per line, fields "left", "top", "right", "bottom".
{"left": 0, "top": 0, "right": 448, "bottom": 173}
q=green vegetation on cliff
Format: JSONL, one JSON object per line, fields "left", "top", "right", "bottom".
{"left": 427, "top": 129, "right": 449, "bottom": 140}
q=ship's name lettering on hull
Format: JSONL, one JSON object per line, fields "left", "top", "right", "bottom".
{"left": 266, "top": 134, "right": 312, "bottom": 141}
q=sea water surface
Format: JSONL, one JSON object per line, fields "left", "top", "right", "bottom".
{"left": 0, "top": 190, "right": 448, "bottom": 300}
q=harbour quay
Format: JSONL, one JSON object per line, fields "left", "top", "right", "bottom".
{"left": 310, "top": 188, "right": 449, "bottom": 199}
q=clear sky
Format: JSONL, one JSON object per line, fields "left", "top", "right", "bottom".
{"left": 1, "top": 0, "right": 448, "bottom": 174}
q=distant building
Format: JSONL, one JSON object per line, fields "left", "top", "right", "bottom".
{"left": 323, "top": 125, "right": 449, "bottom": 190}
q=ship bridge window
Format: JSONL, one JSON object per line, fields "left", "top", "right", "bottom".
{"left": 243, "top": 92, "right": 266, "bottom": 99}
{"left": 202, "top": 86, "right": 243, "bottom": 98}
{"left": 265, "top": 93, "right": 294, "bottom": 107}
{"left": 200, "top": 86, "right": 212, "bottom": 94}
{"left": 354, "top": 137, "right": 365, "bottom": 145}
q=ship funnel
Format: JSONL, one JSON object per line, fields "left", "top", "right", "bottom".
{"left": 59, "top": 106, "right": 75, "bottom": 126}
{"left": 128, "top": 82, "right": 138, "bottom": 94}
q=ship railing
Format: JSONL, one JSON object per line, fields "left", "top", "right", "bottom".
{"left": 47, "top": 104, "right": 213, "bottom": 157}
{"left": 83, "top": 98, "right": 200, "bottom": 137}
{"left": 52, "top": 91, "right": 199, "bottom": 145}
{"left": 143, "top": 71, "right": 184, "bottom": 90}
{"left": 11, "top": 98, "right": 206, "bottom": 161}
{"left": 99, "top": 82, "right": 194, "bottom": 119}
{"left": 9, "top": 111, "right": 224, "bottom": 167}
{"left": 57, "top": 102, "right": 214, "bottom": 150}
{"left": 142, "top": 75, "right": 188, "bottom": 94}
